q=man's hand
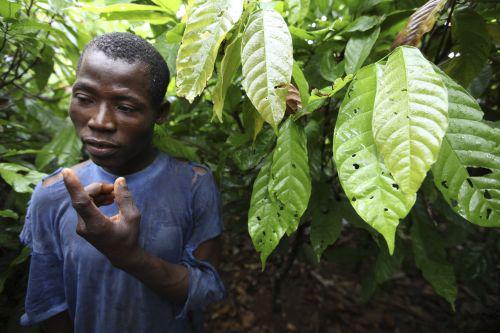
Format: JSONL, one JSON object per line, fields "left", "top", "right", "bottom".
{"left": 61, "top": 168, "right": 142, "bottom": 269}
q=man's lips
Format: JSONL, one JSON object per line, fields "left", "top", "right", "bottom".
{"left": 83, "top": 138, "right": 120, "bottom": 157}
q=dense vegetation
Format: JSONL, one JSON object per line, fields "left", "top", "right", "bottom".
{"left": 1, "top": 0, "right": 498, "bottom": 331}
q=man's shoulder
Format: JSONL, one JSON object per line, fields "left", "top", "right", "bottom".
{"left": 41, "top": 160, "right": 92, "bottom": 188}
{"left": 167, "top": 155, "right": 212, "bottom": 186}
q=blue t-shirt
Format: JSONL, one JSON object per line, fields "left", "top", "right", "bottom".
{"left": 19, "top": 152, "right": 225, "bottom": 332}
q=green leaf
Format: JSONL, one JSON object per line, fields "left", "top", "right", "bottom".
{"left": 150, "top": 0, "right": 182, "bottom": 15}
{"left": 0, "top": 0, "right": 21, "bottom": 19}
{"left": 213, "top": 34, "right": 242, "bottom": 122}
{"left": 81, "top": 3, "right": 174, "bottom": 24}
{"left": 0, "top": 209, "right": 18, "bottom": 219}
{"left": 285, "top": 0, "right": 310, "bottom": 25}
{"left": 269, "top": 119, "right": 311, "bottom": 235}
{"left": 310, "top": 182, "right": 344, "bottom": 261}
{"left": 36, "top": 121, "right": 82, "bottom": 170}
{"left": 0, "top": 163, "right": 46, "bottom": 193}
{"left": 373, "top": 46, "right": 448, "bottom": 195}
{"left": 442, "top": 9, "right": 491, "bottom": 88}
{"left": 153, "top": 125, "right": 199, "bottom": 162}
{"left": 176, "top": 0, "right": 244, "bottom": 102}
{"left": 292, "top": 62, "right": 310, "bottom": 108}
{"left": 248, "top": 156, "right": 288, "bottom": 268}
{"left": 33, "top": 46, "right": 55, "bottom": 90}
{"left": 333, "top": 64, "right": 416, "bottom": 253}
{"left": 411, "top": 201, "right": 457, "bottom": 308}
{"left": 344, "top": 26, "right": 380, "bottom": 74}
{"left": 344, "top": 16, "right": 380, "bottom": 33}
{"left": 432, "top": 70, "right": 500, "bottom": 227}
{"left": 241, "top": 98, "right": 265, "bottom": 142}
{"left": 241, "top": 9, "right": 293, "bottom": 129}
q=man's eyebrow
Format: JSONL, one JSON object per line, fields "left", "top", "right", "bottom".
{"left": 72, "top": 82, "right": 96, "bottom": 92}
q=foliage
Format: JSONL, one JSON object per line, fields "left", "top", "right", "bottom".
{"left": 1, "top": 0, "right": 500, "bottom": 329}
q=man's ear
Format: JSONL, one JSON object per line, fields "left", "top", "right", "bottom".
{"left": 155, "top": 101, "right": 169, "bottom": 124}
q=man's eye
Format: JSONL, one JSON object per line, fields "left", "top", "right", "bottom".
{"left": 75, "top": 94, "right": 92, "bottom": 105}
{"left": 117, "top": 105, "right": 135, "bottom": 113}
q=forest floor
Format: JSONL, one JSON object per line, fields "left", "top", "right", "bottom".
{"left": 204, "top": 223, "right": 500, "bottom": 333}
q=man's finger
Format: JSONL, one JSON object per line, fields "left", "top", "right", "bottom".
{"left": 62, "top": 168, "right": 105, "bottom": 223}
{"left": 84, "top": 182, "right": 114, "bottom": 198}
{"left": 114, "top": 177, "right": 141, "bottom": 224}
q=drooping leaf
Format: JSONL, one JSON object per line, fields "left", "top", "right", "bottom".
{"left": 310, "top": 182, "right": 344, "bottom": 261}
{"left": 242, "top": 98, "right": 265, "bottom": 142}
{"left": 392, "top": 0, "right": 447, "bottom": 48}
{"left": 153, "top": 125, "right": 200, "bottom": 162}
{"left": 372, "top": 46, "right": 448, "bottom": 195}
{"left": 411, "top": 200, "right": 457, "bottom": 308}
{"left": 212, "top": 34, "right": 242, "bottom": 122}
{"left": 33, "top": 46, "right": 55, "bottom": 90}
{"left": 285, "top": 0, "right": 310, "bottom": 25}
{"left": 292, "top": 62, "right": 310, "bottom": 108}
{"left": 432, "top": 70, "right": 500, "bottom": 227}
{"left": 241, "top": 9, "right": 293, "bottom": 129}
{"left": 0, "top": 209, "right": 18, "bottom": 219}
{"left": 176, "top": 0, "right": 244, "bottom": 102}
{"left": 344, "top": 26, "right": 380, "bottom": 74}
{"left": 442, "top": 8, "right": 491, "bottom": 87}
{"left": 248, "top": 156, "right": 288, "bottom": 268}
{"left": 333, "top": 64, "right": 416, "bottom": 253}
{"left": 0, "top": 163, "right": 46, "bottom": 193}
{"left": 269, "top": 118, "right": 311, "bottom": 235}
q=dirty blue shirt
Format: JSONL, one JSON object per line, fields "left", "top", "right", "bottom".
{"left": 19, "top": 152, "right": 225, "bottom": 332}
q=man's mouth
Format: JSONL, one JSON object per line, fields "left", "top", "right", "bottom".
{"left": 83, "top": 138, "right": 120, "bottom": 157}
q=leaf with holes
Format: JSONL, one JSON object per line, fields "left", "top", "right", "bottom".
{"left": 269, "top": 118, "right": 311, "bottom": 235}
{"left": 176, "top": 0, "right": 244, "bottom": 102}
{"left": 333, "top": 64, "right": 416, "bottom": 254}
{"left": 372, "top": 46, "right": 448, "bottom": 195}
{"left": 392, "top": 0, "right": 447, "bottom": 48}
{"left": 241, "top": 9, "right": 293, "bottom": 129}
{"left": 432, "top": 70, "right": 500, "bottom": 227}
{"left": 248, "top": 156, "right": 288, "bottom": 268}
{"left": 442, "top": 8, "right": 491, "bottom": 87}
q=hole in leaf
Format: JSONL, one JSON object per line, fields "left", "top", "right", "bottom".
{"left": 292, "top": 163, "right": 296, "bottom": 168}
{"left": 352, "top": 197, "right": 357, "bottom": 202}
{"left": 392, "top": 183, "right": 399, "bottom": 190}
{"left": 466, "top": 167, "right": 492, "bottom": 177}
{"left": 277, "top": 212, "right": 281, "bottom": 218}
{"left": 353, "top": 108, "right": 359, "bottom": 114}
{"left": 369, "top": 196, "right": 374, "bottom": 199}
{"left": 384, "top": 208, "right": 388, "bottom": 212}
{"left": 257, "top": 216, "right": 261, "bottom": 221}
{"left": 441, "top": 180, "right": 448, "bottom": 189}
{"left": 352, "top": 154, "right": 356, "bottom": 157}
{"left": 401, "top": 88, "right": 407, "bottom": 92}
{"left": 353, "top": 163, "right": 360, "bottom": 169}
{"left": 262, "top": 231, "right": 266, "bottom": 236}
{"left": 451, "top": 200, "right": 458, "bottom": 207}
{"left": 294, "top": 213, "right": 299, "bottom": 218}
{"left": 486, "top": 208, "right": 492, "bottom": 219}
{"left": 466, "top": 178, "right": 473, "bottom": 187}
{"left": 484, "top": 190, "right": 492, "bottom": 199}
{"left": 280, "top": 205, "right": 284, "bottom": 210}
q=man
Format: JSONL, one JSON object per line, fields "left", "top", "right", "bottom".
{"left": 20, "top": 32, "right": 225, "bottom": 332}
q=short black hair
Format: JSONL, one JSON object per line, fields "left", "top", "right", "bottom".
{"left": 77, "top": 32, "right": 169, "bottom": 105}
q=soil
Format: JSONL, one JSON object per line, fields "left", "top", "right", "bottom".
{"left": 204, "top": 226, "right": 500, "bottom": 333}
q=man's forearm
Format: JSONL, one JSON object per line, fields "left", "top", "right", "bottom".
{"left": 117, "top": 248, "right": 189, "bottom": 304}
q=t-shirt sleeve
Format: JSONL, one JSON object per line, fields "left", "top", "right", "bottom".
{"left": 176, "top": 165, "right": 225, "bottom": 319}
{"left": 19, "top": 181, "right": 68, "bottom": 326}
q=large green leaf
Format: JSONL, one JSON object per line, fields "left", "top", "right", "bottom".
{"left": 372, "top": 46, "right": 448, "bottom": 195}
{"left": 212, "top": 34, "right": 242, "bottom": 122}
{"left": 36, "top": 121, "right": 82, "bottom": 170}
{"left": 248, "top": 156, "right": 288, "bottom": 268}
{"left": 344, "top": 26, "right": 380, "bottom": 74}
{"left": 285, "top": 0, "right": 310, "bottom": 25}
{"left": 269, "top": 119, "right": 311, "bottom": 235}
{"left": 176, "top": 0, "right": 244, "bottom": 102}
{"left": 0, "top": 163, "right": 46, "bottom": 193}
{"left": 333, "top": 64, "right": 416, "bottom": 254}
{"left": 432, "top": 71, "right": 500, "bottom": 227}
{"left": 241, "top": 9, "right": 293, "bottom": 129}
{"left": 411, "top": 201, "right": 457, "bottom": 307}
{"left": 442, "top": 8, "right": 491, "bottom": 88}
{"left": 81, "top": 3, "right": 175, "bottom": 24}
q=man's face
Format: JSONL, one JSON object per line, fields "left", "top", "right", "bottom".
{"left": 70, "top": 50, "right": 163, "bottom": 174}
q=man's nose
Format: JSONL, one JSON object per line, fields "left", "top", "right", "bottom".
{"left": 88, "top": 103, "right": 116, "bottom": 132}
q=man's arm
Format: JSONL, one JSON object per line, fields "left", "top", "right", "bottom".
{"left": 61, "top": 168, "right": 222, "bottom": 306}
